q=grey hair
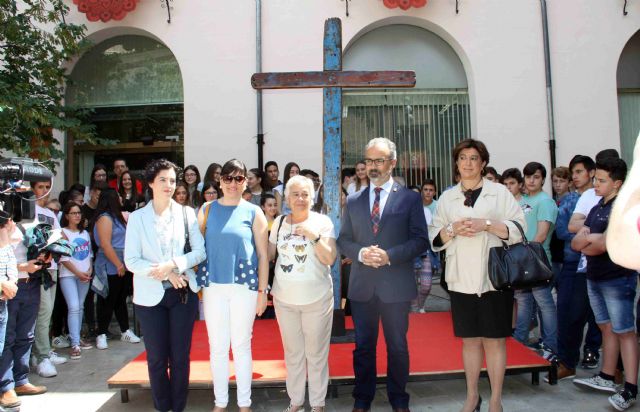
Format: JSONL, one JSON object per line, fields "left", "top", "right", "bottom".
{"left": 365, "top": 137, "right": 397, "bottom": 160}
{"left": 284, "top": 175, "right": 315, "bottom": 209}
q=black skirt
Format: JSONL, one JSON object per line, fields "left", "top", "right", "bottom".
{"left": 449, "top": 290, "right": 514, "bottom": 338}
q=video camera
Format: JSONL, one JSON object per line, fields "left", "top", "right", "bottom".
{"left": 0, "top": 157, "right": 53, "bottom": 222}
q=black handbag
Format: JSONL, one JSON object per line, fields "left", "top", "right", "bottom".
{"left": 488, "top": 220, "right": 553, "bottom": 290}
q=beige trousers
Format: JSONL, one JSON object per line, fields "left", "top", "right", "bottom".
{"left": 274, "top": 290, "right": 333, "bottom": 407}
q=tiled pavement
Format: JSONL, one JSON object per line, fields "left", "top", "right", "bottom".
{"left": 18, "top": 286, "right": 628, "bottom": 412}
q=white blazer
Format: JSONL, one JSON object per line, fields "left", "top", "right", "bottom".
{"left": 124, "top": 200, "right": 206, "bottom": 307}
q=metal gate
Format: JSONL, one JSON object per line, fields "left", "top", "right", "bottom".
{"left": 343, "top": 89, "right": 471, "bottom": 192}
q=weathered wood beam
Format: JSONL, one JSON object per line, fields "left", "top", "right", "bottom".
{"left": 251, "top": 70, "right": 416, "bottom": 90}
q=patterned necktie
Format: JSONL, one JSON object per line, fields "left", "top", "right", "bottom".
{"left": 371, "top": 187, "right": 383, "bottom": 235}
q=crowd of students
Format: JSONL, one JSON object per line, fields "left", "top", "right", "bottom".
{"left": 0, "top": 142, "right": 637, "bottom": 411}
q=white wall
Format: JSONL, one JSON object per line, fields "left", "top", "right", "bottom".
{"left": 63, "top": 0, "right": 640, "bottom": 183}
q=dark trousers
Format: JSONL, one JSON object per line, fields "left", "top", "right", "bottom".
{"left": 51, "top": 281, "right": 68, "bottom": 337}
{"left": 135, "top": 288, "right": 198, "bottom": 412}
{"left": 97, "top": 274, "right": 130, "bottom": 335}
{"left": 556, "top": 261, "right": 602, "bottom": 369}
{"left": 0, "top": 280, "right": 40, "bottom": 392}
{"left": 351, "top": 296, "right": 410, "bottom": 409}
{"left": 84, "top": 288, "right": 96, "bottom": 330}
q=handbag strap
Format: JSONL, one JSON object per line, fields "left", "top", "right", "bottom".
{"left": 182, "top": 205, "right": 190, "bottom": 250}
{"left": 510, "top": 220, "right": 528, "bottom": 244}
{"left": 199, "top": 203, "right": 212, "bottom": 235}
{"left": 274, "top": 214, "right": 287, "bottom": 264}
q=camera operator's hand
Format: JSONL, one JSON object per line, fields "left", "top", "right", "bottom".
{"left": 19, "top": 259, "right": 42, "bottom": 274}
{"left": 1, "top": 280, "right": 17, "bottom": 300}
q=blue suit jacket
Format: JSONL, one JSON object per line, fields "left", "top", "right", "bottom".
{"left": 337, "top": 181, "right": 429, "bottom": 303}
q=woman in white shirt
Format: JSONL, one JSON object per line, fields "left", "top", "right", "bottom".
{"left": 346, "top": 160, "right": 369, "bottom": 195}
{"left": 59, "top": 202, "right": 94, "bottom": 359}
{"left": 268, "top": 175, "right": 337, "bottom": 412}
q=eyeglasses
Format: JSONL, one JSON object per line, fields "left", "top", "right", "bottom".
{"left": 221, "top": 175, "right": 246, "bottom": 184}
{"left": 204, "top": 191, "right": 217, "bottom": 196}
{"left": 364, "top": 158, "right": 391, "bottom": 166}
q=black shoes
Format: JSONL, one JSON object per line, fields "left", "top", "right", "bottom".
{"left": 581, "top": 349, "right": 600, "bottom": 369}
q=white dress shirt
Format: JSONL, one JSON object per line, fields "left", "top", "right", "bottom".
{"left": 368, "top": 176, "right": 394, "bottom": 215}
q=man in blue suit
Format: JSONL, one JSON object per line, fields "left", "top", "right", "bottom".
{"left": 338, "top": 137, "right": 429, "bottom": 412}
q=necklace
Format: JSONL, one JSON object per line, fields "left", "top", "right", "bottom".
{"left": 460, "top": 178, "right": 483, "bottom": 207}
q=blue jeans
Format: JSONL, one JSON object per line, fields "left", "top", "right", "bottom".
{"left": 587, "top": 274, "right": 638, "bottom": 334}
{"left": 0, "top": 280, "right": 40, "bottom": 392}
{"left": 0, "top": 300, "right": 7, "bottom": 354}
{"left": 514, "top": 285, "right": 558, "bottom": 352}
{"left": 59, "top": 276, "right": 90, "bottom": 347}
{"left": 556, "top": 262, "right": 602, "bottom": 368}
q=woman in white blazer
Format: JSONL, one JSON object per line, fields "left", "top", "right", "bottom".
{"left": 124, "top": 159, "right": 205, "bottom": 412}
{"left": 429, "top": 139, "right": 525, "bottom": 412}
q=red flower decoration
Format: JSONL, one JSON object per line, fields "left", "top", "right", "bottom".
{"left": 73, "top": 0, "right": 139, "bottom": 22}
{"left": 383, "top": 0, "right": 427, "bottom": 10}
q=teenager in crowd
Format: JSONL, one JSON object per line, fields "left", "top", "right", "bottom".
{"left": 572, "top": 158, "right": 638, "bottom": 411}
{"left": 183, "top": 165, "right": 202, "bottom": 208}
{"left": 118, "top": 171, "right": 145, "bottom": 212}
{"left": 59, "top": 202, "right": 94, "bottom": 359}
{"left": 83, "top": 164, "right": 108, "bottom": 203}
{"left": 93, "top": 189, "right": 140, "bottom": 350}
{"left": 173, "top": 182, "right": 190, "bottom": 207}
{"left": 247, "top": 168, "right": 265, "bottom": 206}
{"left": 421, "top": 179, "right": 438, "bottom": 217}
{"left": 346, "top": 160, "right": 369, "bottom": 195}
{"left": 260, "top": 193, "right": 278, "bottom": 232}
{"left": 274, "top": 162, "right": 300, "bottom": 215}
{"left": 484, "top": 166, "right": 502, "bottom": 183}
{"left": 264, "top": 161, "right": 281, "bottom": 192}
{"left": 199, "top": 163, "right": 222, "bottom": 192}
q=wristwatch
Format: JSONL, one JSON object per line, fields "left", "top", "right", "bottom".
{"left": 310, "top": 234, "right": 321, "bottom": 245}
{"left": 258, "top": 287, "right": 270, "bottom": 294}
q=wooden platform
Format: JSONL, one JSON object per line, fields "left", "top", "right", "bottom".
{"left": 108, "top": 312, "right": 553, "bottom": 402}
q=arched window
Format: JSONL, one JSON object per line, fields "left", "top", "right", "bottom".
{"left": 617, "top": 30, "right": 640, "bottom": 166}
{"left": 66, "top": 35, "right": 184, "bottom": 185}
{"left": 343, "top": 24, "right": 470, "bottom": 190}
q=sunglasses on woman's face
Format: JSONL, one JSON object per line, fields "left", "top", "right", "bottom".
{"left": 221, "top": 175, "right": 246, "bottom": 184}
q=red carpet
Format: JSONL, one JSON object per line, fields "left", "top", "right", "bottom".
{"left": 108, "top": 312, "right": 549, "bottom": 388}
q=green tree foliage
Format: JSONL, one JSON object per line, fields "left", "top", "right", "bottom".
{"left": 0, "top": 0, "right": 102, "bottom": 172}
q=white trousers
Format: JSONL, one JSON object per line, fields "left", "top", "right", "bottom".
{"left": 274, "top": 290, "right": 333, "bottom": 407}
{"left": 203, "top": 283, "right": 257, "bottom": 408}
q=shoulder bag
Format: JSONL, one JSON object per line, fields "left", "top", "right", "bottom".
{"left": 488, "top": 220, "right": 553, "bottom": 290}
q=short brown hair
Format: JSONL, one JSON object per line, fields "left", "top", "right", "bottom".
{"left": 552, "top": 166, "right": 570, "bottom": 180}
{"left": 452, "top": 139, "right": 490, "bottom": 176}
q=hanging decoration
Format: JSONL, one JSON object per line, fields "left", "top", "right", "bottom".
{"left": 342, "top": 0, "right": 351, "bottom": 17}
{"left": 383, "top": 0, "right": 427, "bottom": 11}
{"left": 72, "top": 0, "right": 140, "bottom": 23}
{"left": 161, "top": 0, "right": 174, "bottom": 23}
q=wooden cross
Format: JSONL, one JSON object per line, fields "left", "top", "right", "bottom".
{"left": 251, "top": 17, "right": 415, "bottom": 335}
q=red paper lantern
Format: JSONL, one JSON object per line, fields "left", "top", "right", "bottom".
{"left": 383, "top": 0, "right": 427, "bottom": 10}
{"left": 73, "top": 0, "right": 139, "bottom": 22}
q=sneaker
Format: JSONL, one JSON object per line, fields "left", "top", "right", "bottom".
{"left": 581, "top": 349, "right": 600, "bottom": 369}
{"left": 283, "top": 405, "right": 304, "bottom": 412}
{"left": 311, "top": 407, "right": 325, "bottom": 412}
{"left": 120, "top": 329, "right": 141, "bottom": 344}
{"left": 48, "top": 350, "right": 68, "bottom": 365}
{"left": 609, "top": 389, "right": 637, "bottom": 411}
{"left": 544, "top": 363, "right": 576, "bottom": 383}
{"left": 70, "top": 346, "right": 81, "bottom": 360}
{"left": 36, "top": 358, "right": 57, "bottom": 378}
{"left": 573, "top": 374, "right": 619, "bottom": 393}
{"left": 79, "top": 339, "right": 93, "bottom": 350}
{"left": 51, "top": 335, "right": 70, "bottom": 349}
{"left": 96, "top": 334, "right": 108, "bottom": 350}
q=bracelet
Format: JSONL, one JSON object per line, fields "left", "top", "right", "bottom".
{"left": 258, "top": 288, "right": 270, "bottom": 294}
{"left": 445, "top": 223, "right": 455, "bottom": 238}
{"left": 310, "top": 235, "right": 321, "bottom": 245}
